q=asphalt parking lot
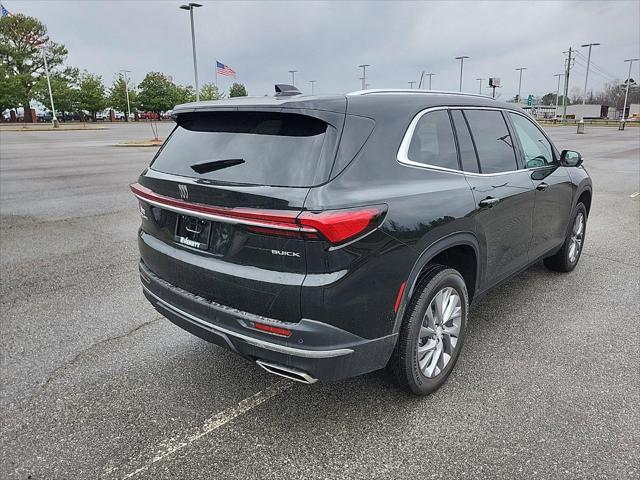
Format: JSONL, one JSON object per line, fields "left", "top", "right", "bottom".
{"left": 1, "top": 122, "right": 638, "bottom": 479}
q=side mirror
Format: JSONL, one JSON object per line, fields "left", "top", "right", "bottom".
{"left": 561, "top": 150, "right": 583, "bottom": 167}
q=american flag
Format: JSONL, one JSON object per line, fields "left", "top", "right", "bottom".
{"left": 216, "top": 61, "right": 236, "bottom": 78}
{"left": 1, "top": 2, "right": 13, "bottom": 17}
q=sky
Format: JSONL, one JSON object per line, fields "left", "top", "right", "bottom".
{"left": 6, "top": 0, "right": 640, "bottom": 99}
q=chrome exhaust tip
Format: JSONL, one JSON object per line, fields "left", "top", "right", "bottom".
{"left": 256, "top": 360, "right": 318, "bottom": 384}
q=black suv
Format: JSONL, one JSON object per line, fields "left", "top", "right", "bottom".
{"left": 132, "top": 88, "right": 592, "bottom": 395}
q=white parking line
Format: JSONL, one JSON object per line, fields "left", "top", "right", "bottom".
{"left": 120, "top": 379, "right": 292, "bottom": 479}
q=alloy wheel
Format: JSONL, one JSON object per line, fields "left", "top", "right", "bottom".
{"left": 417, "top": 287, "right": 462, "bottom": 378}
{"left": 568, "top": 212, "right": 585, "bottom": 263}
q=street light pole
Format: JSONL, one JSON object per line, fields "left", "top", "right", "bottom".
{"left": 120, "top": 69, "right": 132, "bottom": 122}
{"left": 425, "top": 73, "right": 434, "bottom": 90}
{"left": 620, "top": 58, "right": 639, "bottom": 130}
{"left": 577, "top": 42, "right": 600, "bottom": 133}
{"left": 553, "top": 73, "right": 564, "bottom": 122}
{"left": 180, "top": 3, "right": 203, "bottom": 102}
{"left": 38, "top": 45, "right": 58, "bottom": 127}
{"left": 358, "top": 64, "right": 370, "bottom": 90}
{"left": 515, "top": 67, "right": 527, "bottom": 103}
{"left": 455, "top": 56, "right": 469, "bottom": 92}
{"left": 310, "top": 79, "right": 316, "bottom": 94}
{"left": 288, "top": 70, "right": 297, "bottom": 86}
{"left": 476, "top": 78, "right": 485, "bottom": 94}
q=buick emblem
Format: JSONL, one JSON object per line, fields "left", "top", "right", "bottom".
{"left": 178, "top": 184, "right": 189, "bottom": 200}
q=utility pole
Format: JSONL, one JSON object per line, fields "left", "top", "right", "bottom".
{"left": 553, "top": 73, "right": 564, "bottom": 122}
{"left": 37, "top": 45, "right": 58, "bottom": 128}
{"left": 179, "top": 3, "right": 203, "bottom": 102}
{"left": 288, "top": 70, "right": 297, "bottom": 86}
{"left": 577, "top": 42, "right": 600, "bottom": 133}
{"left": 358, "top": 64, "right": 370, "bottom": 90}
{"left": 619, "top": 58, "right": 638, "bottom": 130}
{"left": 562, "top": 47, "right": 572, "bottom": 122}
{"left": 408, "top": 81, "right": 416, "bottom": 89}
{"left": 476, "top": 78, "right": 485, "bottom": 94}
{"left": 515, "top": 67, "right": 527, "bottom": 103}
{"left": 310, "top": 79, "right": 316, "bottom": 95}
{"left": 455, "top": 56, "right": 469, "bottom": 92}
{"left": 120, "top": 69, "right": 132, "bottom": 122}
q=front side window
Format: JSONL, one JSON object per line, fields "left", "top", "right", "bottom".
{"left": 509, "top": 113, "right": 554, "bottom": 168}
{"left": 407, "top": 110, "right": 458, "bottom": 170}
{"left": 464, "top": 110, "right": 518, "bottom": 174}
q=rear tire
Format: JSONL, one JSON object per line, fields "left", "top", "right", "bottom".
{"left": 544, "top": 203, "right": 587, "bottom": 272}
{"left": 389, "top": 266, "right": 468, "bottom": 395}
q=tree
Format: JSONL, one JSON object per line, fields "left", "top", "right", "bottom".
{"left": 138, "top": 72, "right": 175, "bottom": 117}
{"left": 199, "top": 83, "right": 223, "bottom": 101}
{"left": 0, "top": 63, "right": 24, "bottom": 114}
{"left": 172, "top": 84, "right": 195, "bottom": 105}
{"left": 77, "top": 71, "right": 106, "bottom": 121}
{"left": 108, "top": 74, "right": 137, "bottom": 120}
{"left": 0, "top": 14, "right": 68, "bottom": 122}
{"left": 33, "top": 67, "right": 79, "bottom": 118}
{"left": 229, "top": 82, "right": 248, "bottom": 97}
{"left": 541, "top": 92, "right": 569, "bottom": 106}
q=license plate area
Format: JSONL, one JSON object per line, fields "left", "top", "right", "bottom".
{"left": 175, "top": 214, "right": 212, "bottom": 251}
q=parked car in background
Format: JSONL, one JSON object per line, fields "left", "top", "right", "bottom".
{"left": 162, "top": 110, "right": 173, "bottom": 119}
{"left": 139, "top": 111, "right": 160, "bottom": 120}
{"left": 131, "top": 87, "right": 592, "bottom": 395}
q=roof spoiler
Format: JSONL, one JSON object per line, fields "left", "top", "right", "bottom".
{"left": 274, "top": 84, "right": 302, "bottom": 97}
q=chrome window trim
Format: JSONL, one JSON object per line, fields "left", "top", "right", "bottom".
{"left": 396, "top": 106, "right": 551, "bottom": 177}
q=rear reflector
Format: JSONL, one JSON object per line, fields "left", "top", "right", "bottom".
{"left": 253, "top": 322, "right": 292, "bottom": 337}
{"left": 394, "top": 281, "right": 407, "bottom": 313}
{"left": 130, "top": 183, "right": 386, "bottom": 245}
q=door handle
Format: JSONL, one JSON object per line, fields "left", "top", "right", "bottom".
{"left": 478, "top": 197, "right": 500, "bottom": 209}
{"left": 536, "top": 182, "right": 549, "bottom": 191}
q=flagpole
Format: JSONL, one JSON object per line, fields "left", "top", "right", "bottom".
{"left": 215, "top": 61, "right": 218, "bottom": 89}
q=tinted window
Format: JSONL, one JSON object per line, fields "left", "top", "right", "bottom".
{"left": 451, "top": 110, "right": 479, "bottom": 173}
{"left": 464, "top": 110, "right": 518, "bottom": 173}
{"left": 407, "top": 110, "right": 458, "bottom": 170}
{"left": 151, "top": 112, "right": 332, "bottom": 187}
{"left": 509, "top": 113, "right": 554, "bottom": 168}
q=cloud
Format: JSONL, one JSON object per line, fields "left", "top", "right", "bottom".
{"left": 11, "top": 0, "right": 640, "bottom": 98}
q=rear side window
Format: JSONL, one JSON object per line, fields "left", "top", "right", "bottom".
{"left": 451, "top": 110, "right": 480, "bottom": 173}
{"left": 407, "top": 110, "right": 458, "bottom": 170}
{"left": 463, "top": 110, "right": 518, "bottom": 173}
{"left": 151, "top": 111, "right": 334, "bottom": 187}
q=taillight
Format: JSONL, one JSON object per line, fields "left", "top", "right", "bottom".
{"left": 298, "top": 206, "right": 387, "bottom": 245}
{"left": 130, "top": 183, "right": 386, "bottom": 245}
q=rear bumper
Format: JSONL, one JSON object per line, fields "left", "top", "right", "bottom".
{"left": 139, "top": 261, "right": 397, "bottom": 382}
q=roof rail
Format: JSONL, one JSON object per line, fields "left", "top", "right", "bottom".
{"left": 347, "top": 89, "right": 495, "bottom": 100}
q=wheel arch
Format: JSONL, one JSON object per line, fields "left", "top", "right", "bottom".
{"left": 576, "top": 187, "right": 592, "bottom": 216}
{"left": 392, "top": 232, "right": 481, "bottom": 334}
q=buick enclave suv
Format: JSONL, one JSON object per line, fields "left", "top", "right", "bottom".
{"left": 131, "top": 87, "right": 592, "bottom": 394}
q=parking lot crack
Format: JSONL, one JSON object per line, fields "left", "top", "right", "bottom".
{"left": 581, "top": 252, "right": 640, "bottom": 269}
{"left": 38, "top": 316, "right": 162, "bottom": 390}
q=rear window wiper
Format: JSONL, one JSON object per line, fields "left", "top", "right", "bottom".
{"left": 190, "top": 158, "right": 245, "bottom": 174}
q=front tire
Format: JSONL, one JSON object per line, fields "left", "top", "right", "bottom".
{"left": 544, "top": 203, "right": 587, "bottom": 272}
{"left": 389, "top": 266, "right": 468, "bottom": 395}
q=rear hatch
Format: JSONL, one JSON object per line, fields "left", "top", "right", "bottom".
{"left": 133, "top": 107, "right": 344, "bottom": 322}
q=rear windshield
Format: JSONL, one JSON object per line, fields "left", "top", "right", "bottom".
{"left": 150, "top": 111, "right": 334, "bottom": 187}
